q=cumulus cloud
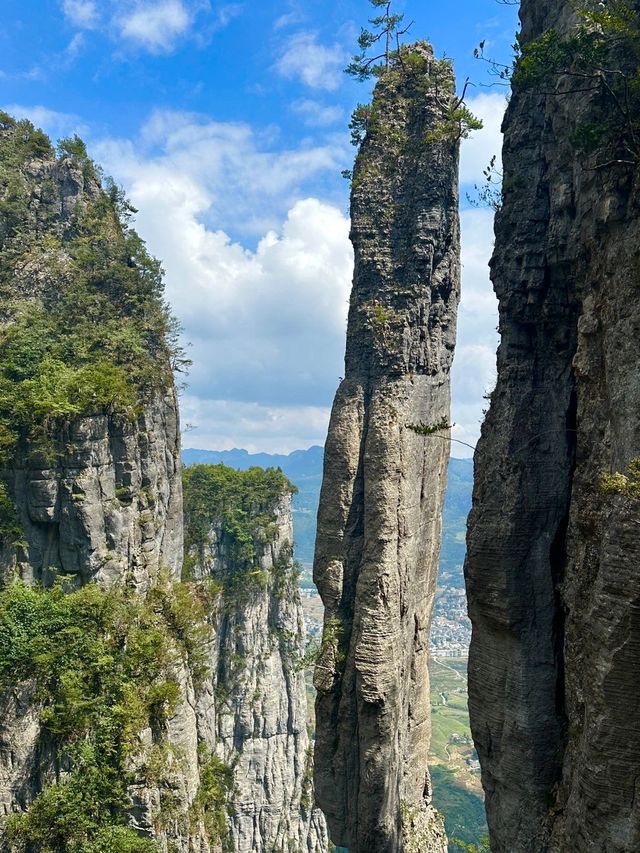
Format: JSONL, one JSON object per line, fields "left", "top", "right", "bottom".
{"left": 96, "top": 109, "right": 347, "bottom": 236}
{"left": 117, "top": 0, "right": 191, "bottom": 53}
{"left": 2, "top": 104, "right": 88, "bottom": 137}
{"left": 451, "top": 207, "right": 499, "bottom": 456}
{"left": 93, "top": 112, "right": 352, "bottom": 450}
{"left": 460, "top": 91, "right": 508, "bottom": 188}
{"left": 62, "top": 0, "right": 99, "bottom": 29}
{"left": 275, "top": 32, "right": 345, "bottom": 90}
{"left": 291, "top": 99, "right": 343, "bottom": 128}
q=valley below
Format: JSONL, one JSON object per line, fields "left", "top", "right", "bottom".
{"left": 183, "top": 447, "right": 485, "bottom": 849}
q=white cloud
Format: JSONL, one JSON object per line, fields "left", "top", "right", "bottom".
{"left": 291, "top": 99, "right": 343, "bottom": 128}
{"left": 275, "top": 32, "right": 345, "bottom": 91}
{"left": 96, "top": 109, "right": 347, "bottom": 236}
{"left": 274, "top": 11, "right": 303, "bottom": 30}
{"left": 132, "top": 194, "right": 352, "bottom": 408}
{"left": 215, "top": 3, "right": 243, "bottom": 28}
{"left": 62, "top": 0, "right": 99, "bottom": 29}
{"left": 180, "top": 398, "right": 332, "bottom": 453}
{"left": 118, "top": 0, "right": 191, "bottom": 53}
{"left": 2, "top": 104, "right": 88, "bottom": 137}
{"left": 451, "top": 207, "right": 499, "bottom": 456}
{"left": 93, "top": 111, "right": 352, "bottom": 451}
{"left": 65, "top": 33, "right": 86, "bottom": 61}
{"left": 460, "top": 91, "right": 507, "bottom": 187}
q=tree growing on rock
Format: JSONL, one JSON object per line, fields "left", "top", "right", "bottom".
{"left": 345, "top": 0, "right": 413, "bottom": 79}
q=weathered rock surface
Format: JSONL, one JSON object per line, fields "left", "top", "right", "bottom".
{"left": 0, "top": 127, "right": 187, "bottom": 846}
{"left": 187, "top": 490, "right": 328, "bottom": 853}
{"left": 0, "top": 120, "right": 326, "bottom": 853}
{"left": 0, "top": 127, "right": 184, "bottom": 590}
{"left": 4, "top": 392, "right": 183, "bottom": 589}
{"left": 313, "top": 42, "right": 459, "bottom": 853}
{"left": 465, "top": 2, "right": 640, "bottom": 851}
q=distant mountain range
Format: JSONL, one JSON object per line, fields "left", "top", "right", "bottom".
{"left": 182, "top": 446, "right": 324, "bottom": 571}
{"left": 182, "top": 447, "right": 473, "bottom": 587}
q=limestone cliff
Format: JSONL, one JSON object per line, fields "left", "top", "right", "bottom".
{"left": 465, "top": 2, "right": 640, "bottom": 851}
{"left": 0, "top": 113, "right": 192, "bottom": 853}
{"left": 0, "top": 115, "right": 326, "bottom": 853}
{"left": 183, "top": 464, "right": 328, "bottom": 853}
{"left": 312, "top": 42, "right": 459, "bottom": 853}
{"left": 0, "top": 113, "right": 183, "bottom": 588}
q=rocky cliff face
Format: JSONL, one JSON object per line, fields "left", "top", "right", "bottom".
{"left": 5, "top": 393, "right": 183, "bottom": 589}
{"left": 0, "top": 116, "right": 325, "bottom": 853}
{"left": 465, "top": 2, "right": 640, "bottom": 851}
{"left": 0, "top": 113, "right": 184, "bottom": 589}
{"left": 313, "top": 42, "right": 459, "bottom": 853}
{"left": 183, "top": 465, "right": 328, "bottom": 853}
{"left": 0, "top": 114, "right": 191, "bottom": 852}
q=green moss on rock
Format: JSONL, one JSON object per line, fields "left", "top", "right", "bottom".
{"left": 0, "top": 578, "right": 229, "bottom": 852}
{"left": 182, "top": 464, "right": 296, "bottom": 589}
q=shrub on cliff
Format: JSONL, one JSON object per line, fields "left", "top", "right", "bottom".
{"left": 0, "top": 578, "right": 231, "bottom": 852}
{"left": 0, "top": 115, "right": 188, "bottom": 469}
{"left": 182, "top": 464, "right": 296, "bottom": 589}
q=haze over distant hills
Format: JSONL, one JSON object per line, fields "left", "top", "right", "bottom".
{"left": 182, "top": 446, "right": 324, "bottom": 570}
{"left": 182, "top": 447, "right": 473, "bottom": 584}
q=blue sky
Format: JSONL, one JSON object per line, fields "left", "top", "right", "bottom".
{"left": 2, "top": 0, "right": 519, "bottom": 454}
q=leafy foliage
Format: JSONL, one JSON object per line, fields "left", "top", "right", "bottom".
{"left": 349, "top": 103, "right": 377, "bottom": 146}
{"left": 601, "top": 457, "right": 640, "bottom": 498}
{"left": 189, "top": 749, "right": 234, "bottom": 844}
{"left": 182, "top": 464, "right": 296, "bottom": 590}
{"left": 345, "top": 0, "right": 412, "bottom": 80}
{"left": 466, "top": 156, "right": 503, "bottom": 212}
{"left": 345, "top": 38, "right": 481, "bottom": 155}
{"left": 0, "top": 578, "right": 226, "bottom": 852}
{"left": 406, "top": 417, "right": 453, "bottom": 436}
{"left": 424, "top": 100, "right": 483, "bottom": 144}
{"left": 512, "top": 1, "right": 640, "bottom": 165}
{"left": 451, "top": 837, "right": 491, "bottom": 853}
{"left": 0, "top": 115, "right": 187, "bottom": 476}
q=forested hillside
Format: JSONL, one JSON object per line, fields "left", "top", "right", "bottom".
{"left": 183, "top": 448, "right": 473, "bottom": 581}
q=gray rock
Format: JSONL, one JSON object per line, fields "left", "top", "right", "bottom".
{"left": 465, "top": 1, "right": 640, "bottom": 850}
{"left": 188, "top": 494, "right": 329, "bottom": 853}
{"left": 0, "top": 121, "right": 325, "bottom": 853}
{"left": 313, "top": 42, "right": 459, "bottom": 853}
{"left": 5, "top": 392, "right": 183, "bottom": 590}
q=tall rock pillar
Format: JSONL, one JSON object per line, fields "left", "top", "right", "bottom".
{"left": 465, "top": 1, "right": 640, "bottom": 850}
{"left": 313, "top": 42, "right": 460, "bottom": 853}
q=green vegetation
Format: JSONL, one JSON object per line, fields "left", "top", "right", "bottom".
{"left": 424, "top": 99, "right": 483, "bottom": 144}
{"left": 0, "top": 113, "right": 187, "bottom": 542}
{"left": 349, "top": 103, "right": 378, "bottom": 146}
{"left": 345, "top": 0, "right": 412, "bottom": 80}
{"left": 431, "top": 766, "right": 487, "bottom": 851}
{"left": 429, "top": 658, "right": 473, "bottom": 761}
{"left": 189, "top": 749, "right": 235, "bottom": 845}
{"left": 343, "top": 2, "right": 481, "bottom": 163}
{"left": 407, "top": 417, "right": 453, "bottom": 437}
{"left": 429, "top": 658, "right": 487, "bottom": 849}
{"left": 450, "top": 835, "right": 491, "bottom": 853}
{"left": 512, "top": 1, "right": 640, "bottom": 165}
{"left": 467, "top": 156, "right": 503, "bottom": 213}
{"left": 601, "top": 457, "right": 640, "bottom": 498}
{"left": 0, "top": 578, "right": 230, "bottom": 852}
{"left": 182, "top": 464, "right": 297, "bottom": 590}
